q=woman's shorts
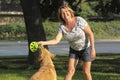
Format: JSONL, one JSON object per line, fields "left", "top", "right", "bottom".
{"left": 69, "top": 47, "right": 94, "bottom": 62}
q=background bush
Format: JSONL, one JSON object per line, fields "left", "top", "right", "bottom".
{"left": 89, "top": 21, "right": 120, "bottom": 39}
{"left": 78, "top": 2, "right": 98, "bottom": 18}
{"left": 0, "top": 20, "right": 120, "bottom": 41}
{"left": 0, "top": 23, "right": 26, "bottom": 40}
{"left": 43, "top": 20, "right": 120, "bottom": 40}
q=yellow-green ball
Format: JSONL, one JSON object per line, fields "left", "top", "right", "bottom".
{"left": 30, "top": 41, "right": 38, "bottom": 52}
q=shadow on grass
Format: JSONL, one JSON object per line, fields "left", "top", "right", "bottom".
{"left": 54, "top": 54, "right": 120, "bottom": 80}
{"left": 54, "top": 54, "right": 120, "bottom": 73}
{"left": 92, "top": 54, "right": 120, "bottom": 73}
{"left": 0, "top": 54, "right": 120, "bottom": 80}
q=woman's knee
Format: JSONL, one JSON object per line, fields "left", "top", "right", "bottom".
{"left": 67, "top": 67, "right": 75, "bottom": 75}
{"left": 82, "top": 62, "right": 91, "bottom": 75}
{"left": 83, "top": 69, "right": 91, "bottom": 75}
{"left": 83, "top": 68, "right": 91, "bottom": 76}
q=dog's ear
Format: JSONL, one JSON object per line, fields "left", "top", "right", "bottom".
{"left": 44, "top": 48, "right": 56, "bottom": 58}
{"left": 39, "top": 45, "right": 56, "bottom": 59}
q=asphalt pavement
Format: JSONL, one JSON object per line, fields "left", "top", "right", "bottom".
{"left": 0, "top": 40, "right": 120, "bottom": 56}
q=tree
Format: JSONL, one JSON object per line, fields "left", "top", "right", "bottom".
{"left": 20, "top": 0, "right": 46, "bottom": 64}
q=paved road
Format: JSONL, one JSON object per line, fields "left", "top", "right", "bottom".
{"left": 0, "top": 40, "right": 120, "bottom": 56}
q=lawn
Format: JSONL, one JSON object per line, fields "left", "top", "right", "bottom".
{"left": 0, "top": 54, "right": 120, "bottom": 80}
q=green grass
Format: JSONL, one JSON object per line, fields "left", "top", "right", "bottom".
{"left": 0, "top": 54, "right": 120, "bottom": 80}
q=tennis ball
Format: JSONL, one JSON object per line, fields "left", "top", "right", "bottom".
{"left": 30, "top": 41, "right": 38, "bottom": 52}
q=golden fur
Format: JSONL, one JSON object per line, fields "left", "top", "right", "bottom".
{"left": 30, "top": 45, "right": 57, "bottom": 80}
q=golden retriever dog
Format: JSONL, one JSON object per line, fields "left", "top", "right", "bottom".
{"left": 30, "top": 45, "right": 57, "bottom": 80}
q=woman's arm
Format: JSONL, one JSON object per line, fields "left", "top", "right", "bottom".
{"left": 83, "top": 25, "right": 96, "bottom": 59}
{"left": 38, "top": 32, "right": 63, "bottom": 46}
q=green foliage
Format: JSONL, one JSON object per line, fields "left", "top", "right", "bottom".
{"left": 79, "top": 2, "right": 98, "bottom": 18}
{"left": 89, "top": 21, "right": 120, "bottom": 39}
{"left": 43, "top": 20, "right": 60, "bottom": 39}
{"left": 44, "top": 20, "right": 120, "bottom": 40}
{"left": 91, "top": 0, "right": 120, "bottom": 17}
{"left": 3, "top": 0, "right": 120, "bottom": 18}
{"left": 0, "top": 23, "right": 26, "bottom": 40}
{"left": 4, "top": 0, "right": 20, "bottom": 4}
{"left": 0, "top": 20, "right": 120, "bottom": 41}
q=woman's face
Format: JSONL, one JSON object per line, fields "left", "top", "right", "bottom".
{"left": 60, "top": 8, "right": 72, "bottom": 21}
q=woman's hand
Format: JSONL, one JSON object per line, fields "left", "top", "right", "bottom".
{"left": 38, "top": 41, "right": 43, "bottom": 46}
{"left": 90, "top": 47, "right": 96, "bottom": 59}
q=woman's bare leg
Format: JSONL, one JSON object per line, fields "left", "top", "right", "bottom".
{"left": 65, "top": 58, "right": 78, "bottom": 80}
{"left": 82, "top": 61, "right": 92, "bottom": 80}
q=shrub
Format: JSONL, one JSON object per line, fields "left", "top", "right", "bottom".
{"left": 0, "top": 23, "right": 26, "bottom": 40}
{"left": 0, "top": 20, "right": 120, "bottom": 41}
{"left": 89, "top": 20, "right": 120, "bottom": 39}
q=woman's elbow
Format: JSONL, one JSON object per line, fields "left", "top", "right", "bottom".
{"left": 55, "top": 39, "right": 61, "bottom": 45}
{"left": 52, "top": 38, "right": 60, "bottom": 45}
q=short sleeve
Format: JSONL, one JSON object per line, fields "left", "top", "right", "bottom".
{"left": 77, "top": 17, "right": 88, "bottom": 29}
{"left": 57, "top": 24, "right": 63, "bottom": 33}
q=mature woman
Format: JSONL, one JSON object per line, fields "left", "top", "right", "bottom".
{"left": 38, "top": 5, "right": 96, "bottom": 80}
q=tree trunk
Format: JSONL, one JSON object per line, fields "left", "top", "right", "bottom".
{"left": 20, "top": 0, "right": 46, "bottom": 64}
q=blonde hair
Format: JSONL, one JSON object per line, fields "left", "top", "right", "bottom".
{"left": 58, "top": 6, "right": 75, "bottom": 23}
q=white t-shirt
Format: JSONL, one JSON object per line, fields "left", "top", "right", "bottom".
{"left": 58, "top": 16, "right": 90, "bottom": 50}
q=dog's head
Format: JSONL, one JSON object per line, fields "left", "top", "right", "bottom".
{"left": 37, "top": 44, "right": 56, "bottom": 62}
